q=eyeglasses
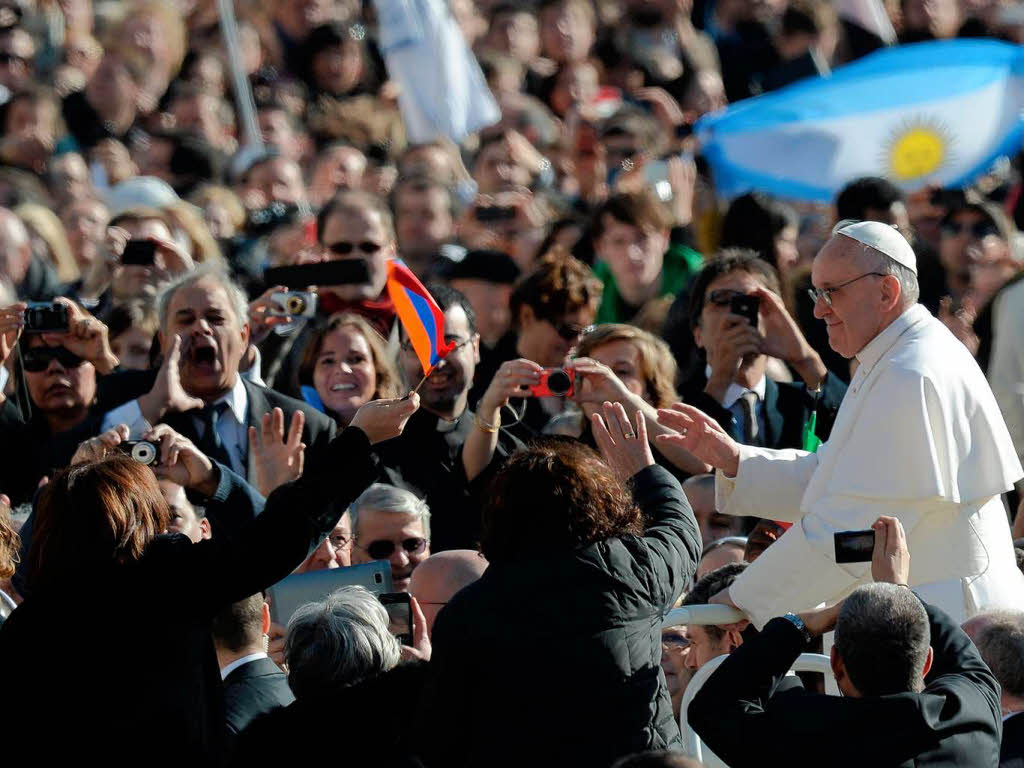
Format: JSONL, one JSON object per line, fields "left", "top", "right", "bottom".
{"left": 328, "top": 240, "right": 384, "bottom": 256}
{"left": 356, "top": 537, "right": 428, "bottom": 560}
{"left": 22, "top": 346, "right": 85, "bottom": 372}
{"left": 941, "top": 221, "right": 1000, "bottom": 239}
{"left": 400, "top": 335, "right": 473, "bottom": 353}
{"left": 806, "top": 272, "right": 886, "bottom": 308}
{"left": 328, "top": 532, "right": 352, "bottom": 550}
{"left": 705, "top": 289, "right": 747, "bottom": 307}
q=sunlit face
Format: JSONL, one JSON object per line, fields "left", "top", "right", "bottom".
{"left": 319, "top": 207, "right": 393, "bottom": 301}
{"left": 61, "top": 198, "right": 108, "bottom": 270}
{"left": 312, "top": 146, "right": 367, "bottom": 201}
{"left": 296, "top": 513, "right": 353, "bottom": 572}
{"left": 518, "top": 305, "right": 594, "bottom": 369}
{"left": 110, "top": 218, "right": 177, "bottom": 300}
{"left": 580, "top": 339, "right": 647, "bottom": 419}
{"left": 394, "top": 185, "right": 454, "bottom": 260}
{"left": 449, "top": 278, "right": 512, "bottom": 347}
{"left": 311, "top": 39, "right": 363, "bottom": 95}
{"left": 23, "top": 335, "right": 96, "bottom": 420}
{"left": 693, "top": 270, "right": 765, "bottom": 372}
{"left": 487, "top": 10, "right": 540, "bottom": 63}
{"left": 111, "top": 326, "right": 153, "bottom": 371}
{"left": 245, "top": 157, "right": 306, "bottom": 208}
{"left": 473, "top": 139, "right": 532, "bottom": 194}
{"left": 594, "top": 216, "right": 667, "bottom": 299}
{"left": 938, "top": 209, "right": 1009, "bottom": 287}
{"left": 313, "top": 326, "right": 377, "bottom": 424}
{"left": 774, "top": 224, "right": 800, "bottom": 275}
{"left": 6, "top": 98, "right": 56, "bottom": 145}
{"left": 696, "top": 543, "right": 745, "bottom": 580}
{"left": 400, "top": 305, "right": 479, "bottom": 419}
{"left": 661, "top": 626, "right": 693, "bottom": 711}
{"left": 683, "top": 624, "right": 731, "bottom": 670}
{"left": 258, "top": 109, "right": 299, "bottom": 160}
{"left": 351, "top": 511, "right": 430, "bottom": 593}
{"left": 539, "top": 1, "right": 595, "bottom": 63}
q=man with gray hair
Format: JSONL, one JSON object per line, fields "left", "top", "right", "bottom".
{"left": 661, "top": 219, "right": 1024, "bottom": 626}
{"left": 963, "top": 610, "right": 1024, "bottom": 766}
{"left": 232, "top": 585, "right": 428, "bottom": 764}
{"left": 691, "top": 516, "right": 1003, "bottom": 767}
{"left": 350, "top": 483, "right": 431, "bottom": 592}
{"left": 100, "top": 266, "right": 335, "bottom": 480}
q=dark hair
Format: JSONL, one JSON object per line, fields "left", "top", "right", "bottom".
{"left": 973, "top": 613, "right": 1024, "bottom": 698}
{"left": 316, "top": 189, "right": 395, "bottom": 244}
{"left": 687, "top": 249, "right": 782, "bottom": 331}
{"left": 590, "top": 191, "right": 673, "bottom": 242}
{"left": 510, "top": 249, "right": 602, "bottom": 327}
{"left": 425, "top": 281, "right": 477, "bottom": 335}
{"left": 389, "top": 174, "right": 456, "bottom": 220}
{"left": 211, "top": 593, "right": 265, "bottom": 653}
{"left": 835, "top": 177, "right": 904, "bottom": 222}
{"left": 481, "top": 438, "right": 643, "bottom": 565}
{"left": 297, "top": 312, "right": 402, "bottom": 400}
{"left": 720, "top": 193, "right": 798, "bottom": 268}
{"left": 26, "top": 456, "right": 169, "bottom": 590}
{"left": 835, "top": 583, "right": 931, "bottom": 696}
{"left": 682, "top": 562, "right": 748, "bottom": 642}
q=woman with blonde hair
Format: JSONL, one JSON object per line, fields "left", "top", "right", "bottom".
{"left": 16, "top": 203, "right": 79, "bottom": 283}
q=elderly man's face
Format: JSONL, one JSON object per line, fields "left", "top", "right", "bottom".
{"left": 810, "top": 236, "right": 892, "bottom": 359}
{"left": 319, "top": 206, "right": 393, "bottom": 301}
{"left": 351, "top": 510, "right": 430, "bottom": 593}
{"left": 162, "top": 276, "right": 249, "bottom": 402}
{"left": 296, "top": 514, "right": 353, "bottom": 572}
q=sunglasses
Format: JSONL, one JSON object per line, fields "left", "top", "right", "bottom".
{"left": 22, "top": 346, "right": 85, "bottom": 372}
{"left": 705, "top": 289, "right": 746, "bottom": 307}
{"left": 941, "top": 221, "right": 1000, "bottom": 239}
{"left": 400, "top": 335, "right": 473, "bottom": 353}
{"left": 357, "top": 537, "right": 428, "bottom": 560}
{"left": 548, "top": 320, "right": 586, "bottom": 341}
{"left": 328, "top": 240, "right": 384, "bottom": 256}
{"left": 0, "top": 52, "right": 28, "bottom": 68}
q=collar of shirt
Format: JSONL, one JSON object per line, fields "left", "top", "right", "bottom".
{"left": 220, "top": 651, "right": 268, "bottom": 680}
{"left": 705, "top": 364, "right": 767, "bottom": 409}
{"left": 854, "top": 303, "right": 930, "bottom": 373}
{"left": 209, "top": 376, "right": 248, "bottom": 425}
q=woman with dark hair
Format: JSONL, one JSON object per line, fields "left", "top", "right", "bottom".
{"left": 0, "top": 395, "right": 420, "bottom": 764}
{"left": 720, "top": 192, "right": 800, "bottom": 276}
{"left": 421, "top": 402, "right": 701, "bottom": 767}
{"left": 297, "top": 312, "right": 402, "bottom": 426}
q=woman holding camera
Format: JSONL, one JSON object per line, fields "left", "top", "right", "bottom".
{"left": 422, "top": 402, "right": 701, "bottom": 766}
{"left": 0, "top": 394, "right": 419, "bottom": 764}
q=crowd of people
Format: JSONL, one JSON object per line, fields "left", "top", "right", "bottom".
{"left": 1, "top": 0, "right": 1024, "bottom": 765}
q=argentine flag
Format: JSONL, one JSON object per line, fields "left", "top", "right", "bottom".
{"left": 697, "top": 40, "right": 1024, "bottom": 202}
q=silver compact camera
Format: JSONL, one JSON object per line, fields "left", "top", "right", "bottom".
{"left": 119, "top": 440, "right": 161, "bottom": 466}
{"left": 270, "top": 291, "right": 317, "bottom": 318}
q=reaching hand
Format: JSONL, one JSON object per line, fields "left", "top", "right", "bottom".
{"left": 248, "top": 408, "right": 305, "bottom": 497}
{"left": 656, "top": 403, "right": 741, "bottom": 477}
{"left": 0, "top": 302, "right": 25, "bottom": 368}
{"left": 138, "top": 334, "right": 205, "bottom": 424}
{"left": 400, "top": 595, "right": 432, "bottom": 662}
{"left": 71, "top": 424, "right": 131, "bottom": 466}
{"left": 591, "top": 401, "right": 654, "bottom": 481}
{"left": 145, "top": 423, "right": 217, "bottom": 496}
{"left": 349, "top": 392, "right": 420, "bottom": 444}
{"left": 871, "top": 515, "right": 911, "bottom": 585}
{"left": 479, "top": 358, "right": 543, "bottom": 418}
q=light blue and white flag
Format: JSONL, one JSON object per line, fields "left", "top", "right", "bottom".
{"left": 373, "top": 0, "right": 500, "bottom": 144}
{"left": 696, "top": 40, "right": 1024, "bottom": 202}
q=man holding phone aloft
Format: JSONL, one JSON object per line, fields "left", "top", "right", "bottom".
{"left": 682, "top": 250, "right": 847, "bottom": 450}
{"left": 660, "top": 221, "right": 1024, "bottom": 628}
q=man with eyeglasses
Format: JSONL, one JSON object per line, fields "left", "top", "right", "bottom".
{"left": 660, "top": 220, "right": 1024, "bottom": 629}
{"left": 349, "top": 483, "right": 431, "bottom": 592}
{"left": 681, "top": 249, "right": 847, "bottom": 451}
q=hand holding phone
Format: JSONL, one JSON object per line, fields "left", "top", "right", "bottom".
{"left": 379, "top": 592, "right": 413, "bottom": 646}
{"left": 730, "top": 294, "right": 760, "bottom": 326}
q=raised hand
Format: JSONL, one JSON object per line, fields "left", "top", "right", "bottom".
{"left": 138, "top": 334, "right": 205, "bottom": 424}
{"left": 400, "top": 595, "right": 432, "bottom": 662}
{"left": 144, "top": 423, "right": 218, "bottom": 496}
{"left": 0, "top": 302, "right": 25, "bottom": 368}
{"left": 44, "top": 298, "right": 118, "bottom": 374}
{"left": 752, "top": 287, "right": 826, "bottom": 386}
{"left": 592, "top": 401, "right": 655, "bottom": 481}
{"left": 572, "top": 357, "right": 634, "bottom": 406}
{"left": 656, "top": 403, "right": 740, "bottom": 477}
{"left": 248, "top": 408, "right": 306, "bottom": 497}
{"left": 247, "top": 284, "right": 294, "bottom": 346}
{"left": 349, "top": 392, "right": 420, "bottom": 444}
{"left": 478, "top": 358, "right": 543, "bottom": 420}
{"left": 871, "top": 516, "right": 911, "bottom": 586}
{"left": 71, "top": 423, "right": 130, "bottom": 466}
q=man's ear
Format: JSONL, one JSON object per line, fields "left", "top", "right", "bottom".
{"left": 880, "top": 274, "right": 902, "bottom": 311}
{"left": 921, "top": 645, "right": 934, "bottom": 680}
{"left": 724, "top": 627, "right": 744, "bottom": 652}
{"left": 199, "top": 518, "right": 212, "bottom": 540}
{"left": 830, "top": 645, "right": 845, "bottom": 684}
{"left": 518, "top": 304, "right": 536, "bottom": 328}
{"left": 240, "top": 321, "right": 251, "bottom": 347}
{"left": 261, "top": 601, "right": 271, "bottom": 636}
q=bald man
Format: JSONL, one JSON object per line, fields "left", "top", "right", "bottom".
{"left": 409, "top": 549, "right": 488, "bottom": 633}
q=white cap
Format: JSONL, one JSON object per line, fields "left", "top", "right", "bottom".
{"left": 105, "top": 176, "right": 179, "bottom": 219}
{"left": 834, "top": 219, "right": 917, "bottom": 274}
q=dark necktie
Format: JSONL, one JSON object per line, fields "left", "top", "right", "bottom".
{"left": 196, "top": 402, "right": 233, "bottom": 470}
{"left": 739, "top": 390, "right": 760, "bottom": 445}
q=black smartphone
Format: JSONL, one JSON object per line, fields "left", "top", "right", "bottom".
{"left": 730, "top": 294, "right": 760, "bottom": 326}
{"left": 475, "top": 206, "right": 517, "bottom": 222}
{"left": 23, "top": 302, "right": 69, "bottom": 333}
{"left": 834, "top": 530, "right": 875, "bottom": 563}
{"left": 264, "top": 259, "right": 371, "bottom": 289}
{"left": 120, "top": 239, "right": 157, "bottom": 267}
{"left": 379, "top": 592, "right": 413, "bottom": 646}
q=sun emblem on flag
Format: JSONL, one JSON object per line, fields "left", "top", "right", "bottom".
{"left": 884, "top": 117, "right": 955, "bottom": 182}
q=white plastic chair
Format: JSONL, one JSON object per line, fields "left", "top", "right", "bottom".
{"left": 662, "top": 605, "right": 835, "bottom": 768}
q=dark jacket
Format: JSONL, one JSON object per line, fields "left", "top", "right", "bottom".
{"left": 222, "top": 656, "right": 294, "bottom": 750}
{"left": 680, "top": 370, "right": 847, "bottom": 449}
{"left": 0, "top": 427, "right": 381, "bottom": 767}
{"left": 1003, "top": 712, "right": 1024, "bottom": 768}
{"left": 233, "top": 661, "right": 427, "bottom": 766}
{"left": 415, "top": 465, "right": 701, "bottom": 767}
{"left": 690, "top": 601, "right": 1003, "bottom": 768}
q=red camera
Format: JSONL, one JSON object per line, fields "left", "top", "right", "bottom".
{"left": 529, "top": 367, "right": 576, "bottom": 398}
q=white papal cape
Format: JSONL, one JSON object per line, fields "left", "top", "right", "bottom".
{"left": 716, "top": 304, "right": 1024, "bottom": 628}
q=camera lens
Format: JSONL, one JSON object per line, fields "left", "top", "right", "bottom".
{"left": 131, "top": 441, "right": 157, "bottom": 465}
{"left": 547, "top": 369, "right": 571, "bottom": 396}
{"left": 286, "top": 296, "right": 306, "bottom": 314}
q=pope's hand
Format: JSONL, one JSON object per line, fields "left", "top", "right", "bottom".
{"left": 656, "top": 403, "right": 741, "bottom": 477}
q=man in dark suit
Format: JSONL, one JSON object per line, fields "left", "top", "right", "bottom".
{"left": 963, "top": 610, "right": 1024, "bottom": 768}
{"left": 689, "top": 516, "right": 1003, "bottom": 768}
{"left": 98, "top": 267, "right": 335, "bottom": 481}
{"left": 212, "top": 592, "right": 294, "bottom": 756}
{"left": 681, "top": 251, "right": 846, "bottom": 450}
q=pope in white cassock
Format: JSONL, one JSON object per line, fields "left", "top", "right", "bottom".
{"left": 658, "top": 220, "right": 1024, "bottom": 628}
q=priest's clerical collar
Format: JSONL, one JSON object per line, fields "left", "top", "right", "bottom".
{"left": 855, "top": 303, "right": 929, "bottom": 370}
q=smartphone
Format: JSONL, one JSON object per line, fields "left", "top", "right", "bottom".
{"left": 730, "top": 294, "right": 760, "bottom": 326}
{"left": 264, "top": 259, "right": 371, "bottom": 289}
{"left": 24, "top": 302, "right": 69, "bottom": 333}
{"left": 379, "top": 592, "right": 413, "bottom": 646}
{"left": 475, "top": 206, "right": 517, "bottom": 222}
{"left": 528, "top": 367, "right": 575, "bottom": 398}
{"left": 834, "top": 530, "right": 875, "bottom": 563}
{"left": 120, "top": 239, "right": 157, "bottom": 267}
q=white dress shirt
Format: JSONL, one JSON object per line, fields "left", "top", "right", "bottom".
{"left": 220, "top": 651, "right": 269, "bottom": 681}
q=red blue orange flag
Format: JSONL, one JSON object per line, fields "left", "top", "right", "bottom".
{"left": 386, "top": 259, "right": 456, "bottom": 376}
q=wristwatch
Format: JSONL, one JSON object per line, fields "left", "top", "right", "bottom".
{"left": 782, "top": 612, "right": 813, "bottom": 645}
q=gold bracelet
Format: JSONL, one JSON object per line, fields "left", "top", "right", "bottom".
{"left": 473, "top": 411, "right": 500, "bottom": 433}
